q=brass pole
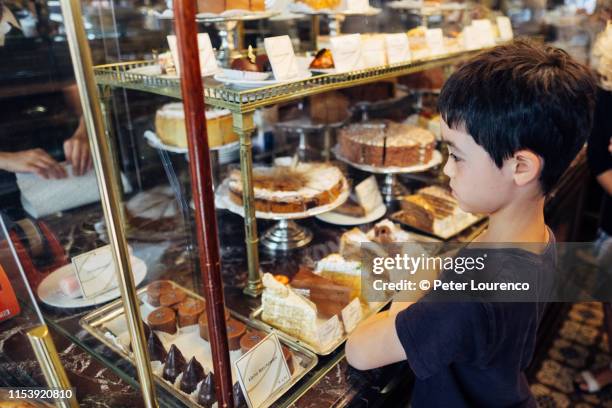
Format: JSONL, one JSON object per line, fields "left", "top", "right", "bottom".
{"left": 59, "top": 0, "right": 157, "bottom": 406}
{"left": 27, "top": 325, "right": 79, "bottom": 408}
{"left": 234, "top": 112, "right": 263, "bottom": 297}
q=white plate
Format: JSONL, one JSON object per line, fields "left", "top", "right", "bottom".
{"left": 127, "top": 64, "right": 220, "bottom": 79}
{"left": 220, "top": 68, "right": 271, "bottom": 81}
{"left": 37, "top": 256, "right": 147, "bottom": 308}
{"left": 213, "top": 71, "right": 312, "bottom": 88}
{"left": 315, "top": 203, "right": 387, "bottom": 225}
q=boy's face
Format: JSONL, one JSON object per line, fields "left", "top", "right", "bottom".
{"left": 441, "top": 119, "right": 515, "bottom": 214}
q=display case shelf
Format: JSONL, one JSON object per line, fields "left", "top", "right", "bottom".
{"left": 94, "top": 48, "right": 485, "bottom": 113}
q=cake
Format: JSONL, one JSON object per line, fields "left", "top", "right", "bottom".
{"left": 228, "top": 162, "right": 346, "bottom": 213}
{"left": 296, "top": 0, "right": 341, "bottom": 10}
{"left": 261, "top": 273, "right": 343, "bottom": 348}
{"left": 309, "top": 48, "right": 334, "bottom": 69}
{"left": 239, "top": 330, "right": 294, "bottom": 373}
{"left": 391, "top": 186, "right": 479, "bottom": 236}
{"left": 177, "top": 298, "right": 206, "bottom": 327}
{"left": 338, "top": 121, "right": 436, "bottom": 167}
{"left": 197, "top": 372, "right": 216, "bottom": 407}
{"left": 230, "top": 46, "right": 271, "bottom": 72}
{"left": 314, "top": 254, "right": 362, "bottom": 299}
{"left": 198, "top": 312, "right": 243, "bottom": 350}
{"left": 159, "top": 289, "right": 187, "bottom": 309}
{"left": 309, "top": 91, "right": 349, "bottom": 124}
{"left": 290, "top": 266, "right": 352, "bottom": 317}
{"left": 333, "top": 196, "right": 365, "bottom": 217}
{"left": 163, "top": 344, "right": 186, "bottom": 383}
{"left": 147, "top": 307, "right": 177, "bottom": 334}
{"left": 197, "top": 0, "right": 264, "bottom": 13}
{"left": 179, "top": 357, "right": 205, "bottom": 394}
{"left": 146, "top": 281, "right": 173, "bottom": 307}
{"left": 125, "top": 187, "right": 181, "bottom": 232}
{"left": 154, "top": 102, "right": 238, "bottom": 149}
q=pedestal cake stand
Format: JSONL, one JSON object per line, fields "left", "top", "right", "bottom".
{"left": 215, "top": 178, "right": 349, "bottom": 251}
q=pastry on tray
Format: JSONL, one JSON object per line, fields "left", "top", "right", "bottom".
{"left": 391, "top": 185, "right": 479, "bottom": 237}
{"left": 333, "top": 196, "right": 366, "bottom": 217}
{"left": 228, "top": 162, "right": 346, "bottom": 213}
{"left": 290, "top": 266, "right": 353, "bottom": 318}
{"left": 261, "top": 273, "right": 343, "bottom": 348}
{"left": 314, "top": 254, "right": 362, "bottom": 299}
{"left": 309, "top": 48, "right": 334, "bottom": 69}
{"left": 338, "top": 121, "right": 436, "bottom": 167}
{"left": 230, "top": 45, "right": 271, "bottom": 73}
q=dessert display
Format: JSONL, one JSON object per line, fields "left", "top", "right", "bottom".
{"left": 160, "top": 288, "right": 187, "bottom": 309}
{"left": 309, "top": 48, "right": 335, "bottom": 69}
{"left": 227, "top": 162, "right": 347, "bottom": 213}
{"left": 391, "top": 186, "right": 481, "bottom": 238}
{"left": 154, "top": 102, "right": 238, "bottom": 149}
{"left": 125, "top": 187, "right": 181, "bottom": 232}
{"left": 148, "top": 331, "right": 168, "bottom": 362}
{"left": 178, "top": 298, "right": 206, "bottom": 327}
{"left": 147, "top": 307, "right": 178, "bottom": 334}
{"left": 197, "top": 0, "right": 265, "bottom": 14}
{"left": 337, "top": 121, "right": 436, "bottom": 167}
{"left": 309, "top": 91, "right": 349, "bottom": 124}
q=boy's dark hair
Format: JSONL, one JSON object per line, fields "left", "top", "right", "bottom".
{"left": 438, "top": 39, "right": 597, "bottom": 194}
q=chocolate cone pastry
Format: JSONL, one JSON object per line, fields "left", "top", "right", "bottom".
{"left": 233, "top": 382, "right": 247, "bottom": 408}
{"left": 147, "top": 331, "right": 167, "bottom": 362}
{"left": 129, "top": 322, "right": 151, "bottom": 352}
{"left": 179, "top": 357, "right": 205, "bottom": 394}
{"left": 197, "top": 372, "right": 216, "bottom": 407}
{"left": 163, "top": 344, "right": 186, "bottom": 383}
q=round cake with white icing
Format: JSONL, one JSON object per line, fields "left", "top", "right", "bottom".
{"left": 228, "top": 162, "right": 346, "bottom": 213}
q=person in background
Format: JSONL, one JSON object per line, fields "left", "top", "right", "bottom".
{"left": 575, "top": 20, "right": 612, "bottom": 394}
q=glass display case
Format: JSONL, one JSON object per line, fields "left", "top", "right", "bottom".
{"left": 0, "top": 0, "right": 599, "bottom": 404}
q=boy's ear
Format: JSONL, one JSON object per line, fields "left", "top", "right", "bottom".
{"left": 511, "top": 149, "right": 543, "bottom": 187}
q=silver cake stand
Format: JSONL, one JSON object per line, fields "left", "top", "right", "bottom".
{"left": 289, "top": 5, "right": 381, "bottom": 36}
{"left": 333, "top": 146, "right": 443, "bottom": 203}
{"left": 215, "top": 178, "right": 349, "bottom": 251}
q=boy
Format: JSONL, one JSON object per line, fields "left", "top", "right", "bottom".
{"left": 345, "top": 39, "right": 596, "bottom": 407}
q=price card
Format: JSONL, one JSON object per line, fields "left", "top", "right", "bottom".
{"left": 472, "top": 19, "right": 495, "bottom": 47}
{"left": 341, "top": 298, "right": 363, "bottom": 333}
{"left": 462, "top": 25, "right": 480, "bottom": 50}
{"left": 167, "top": 35, "right": 181, "bottom": 76}
{"left": 72, "top": 245, "right": 116, "bottom": 298}
{"left": 234, "top": 332, "right": 292, "bottom": 408}
{"left": 355, "top": 175, "right": 383, "bottom": 214}
{"left": 345, "top": 0, "right": 369, "bottom": 12}
{"left": 496, "top": 16, "right": 513, "bottom": 41}
{"left": 330, "top": 34, "right": 366, "bottom": 73}
{"left": 425, "top": 28, "right": 445, "bottom": 56}
{"left": 318, "top": 315, "right": 342, "bottom": 348}
{"left": 264, "top": 35, "right": 301, "bottom": 81}
{"left": 362, "top": 36, "right": 387, "bottom": 68}
{"left": 197, "top": 33, "right": 219, "bottom": 76}
{"left": 385, "top": 33, "right": 411, "bottom": 65}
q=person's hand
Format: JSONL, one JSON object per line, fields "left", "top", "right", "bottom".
{"left": 63, "top": 119, "right": 92, "bottom": 176}
{"left": 0, "top": 149, "right": 67, "bottom": 179}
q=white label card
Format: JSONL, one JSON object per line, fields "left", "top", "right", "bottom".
{"left": 345, "top": 0, "right": 369, "bottom": 12}
{"left": 362, "top": 36, "right": 387, "bottom": 68}
{"left": 496, "top": 16, "right": 513, "bottom": 41}
{"left": 330, "top": 34, "right": 366, "bottom": 73}
{"left": 234, "top": 332, "right": 292, "bottom": 408}
{"left": 341, "top": 298, "right": 363, "bottom": 333}
{"left": 385, "top": 33, "right": 411, "bottom": 65}
{"left": 318, "top": 315, "right": 342, "bottom": 348}
{"left": 72, "top": 245, "right": 116, "bottom": 298}
{"left": 166, "top": 35, "right": 181, "bottom": 76}
{"left": 264, "top": 35, "right": 300, "bottom": 81}
{"left": 472, "top": 19, "right": 495, "bottom": 47}
{"left": 355, "top": 175, "right": 383, "bottom": 214}
{"left": 425, "top": 28, "right": 445, "bottom": 56}
{"left": 197, "top": 33, "right": 219, "bottom": 76}
{"left": 462, "top": 25, "right": 480, "bottom": 50}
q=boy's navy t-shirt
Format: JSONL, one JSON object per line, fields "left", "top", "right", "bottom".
{"left": 395, "top": 234, "right": 556, "bottom": 408}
